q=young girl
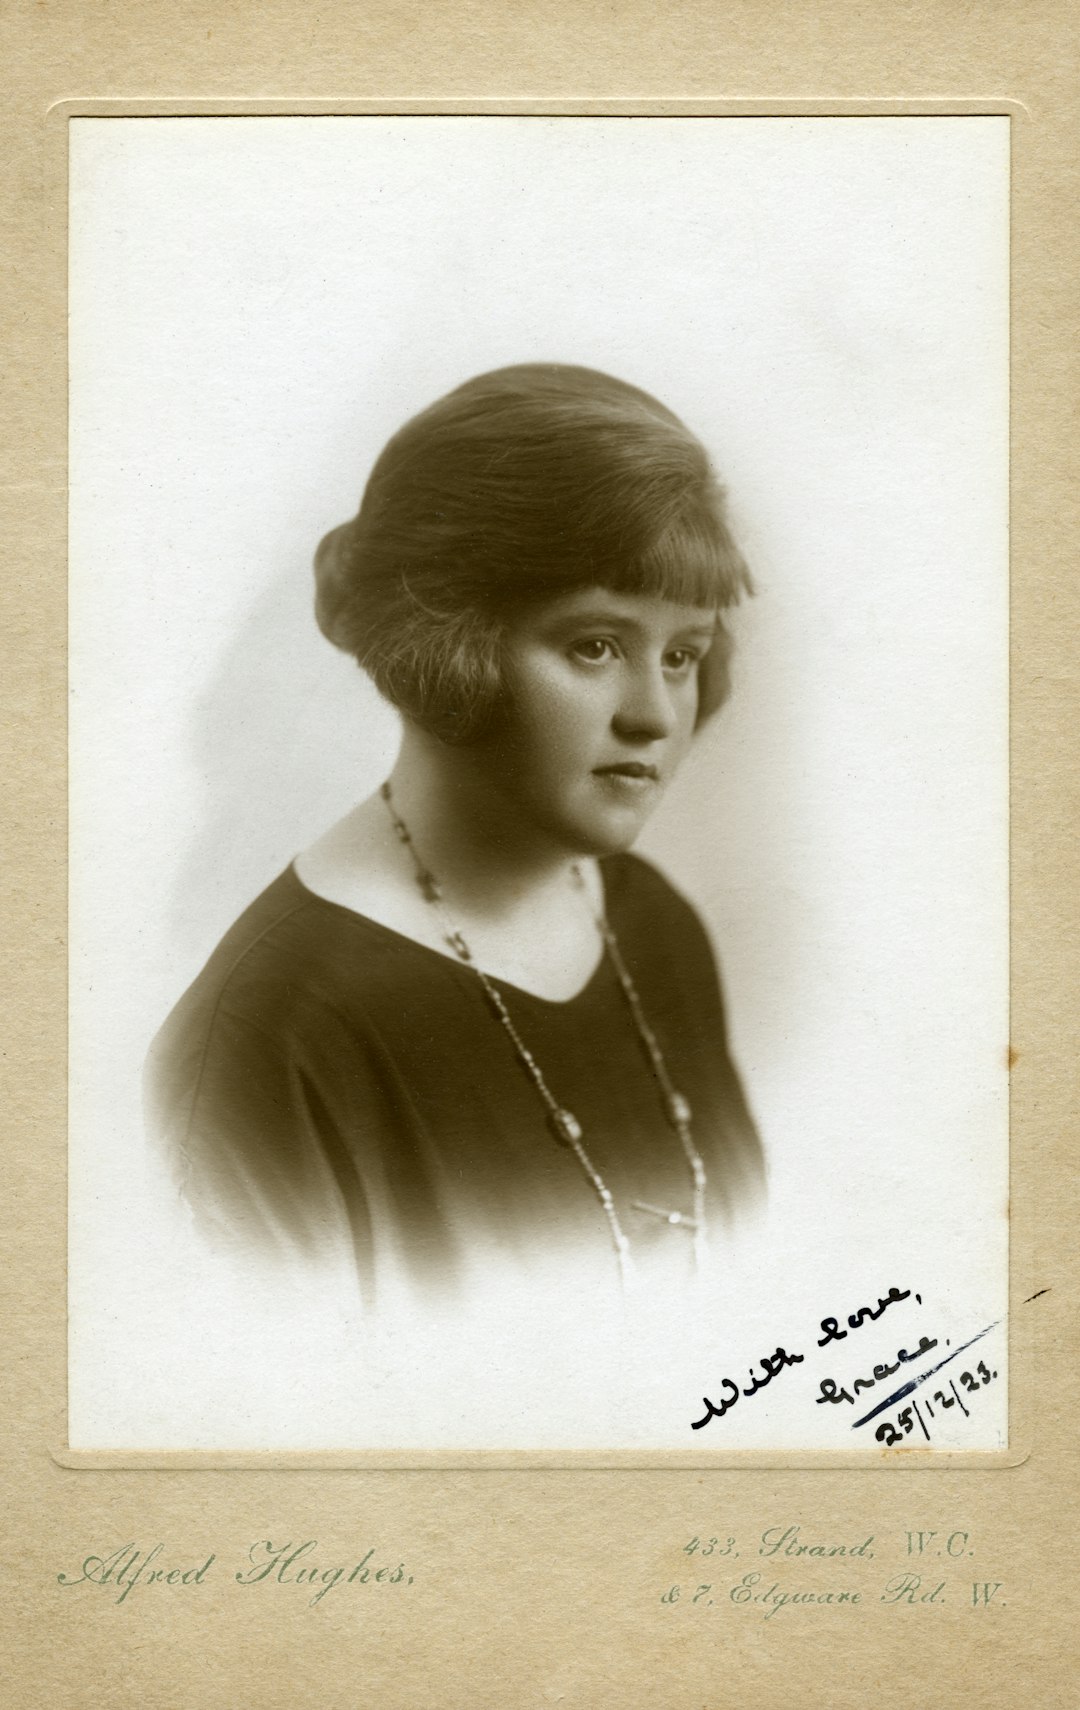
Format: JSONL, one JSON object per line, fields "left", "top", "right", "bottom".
{"left": 146, "top": 363, "right": 762, "bottom": 1314}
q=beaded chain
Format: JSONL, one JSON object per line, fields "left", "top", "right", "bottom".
{"left": 380, "top": 781, "right": 708, "bottom": 1289}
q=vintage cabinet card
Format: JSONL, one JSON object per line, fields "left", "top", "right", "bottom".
{"left": 2, "top": 2, "right": 1076, "bottom": 1704}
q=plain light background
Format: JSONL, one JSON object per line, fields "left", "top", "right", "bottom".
{"left": 68, "top": 116, "right": 1008, "bottom": 1449}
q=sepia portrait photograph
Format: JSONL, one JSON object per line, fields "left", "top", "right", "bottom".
{"left": 67, "top": 114, "right": 1009, "bottom": 1452}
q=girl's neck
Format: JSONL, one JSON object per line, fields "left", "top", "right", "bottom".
{"left": 383, "top": 728, "right": 582, "bottom": 921}
{"left": 294, "top": 731, "right": 607, "bottom": 1001}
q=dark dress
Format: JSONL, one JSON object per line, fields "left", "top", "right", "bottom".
{"left": 145, "top": 853, "right": 761, "bottom": 1303}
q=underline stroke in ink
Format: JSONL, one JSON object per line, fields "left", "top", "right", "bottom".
{"left": 845, "top": 1320, "right": 1003, "bottom": 1430}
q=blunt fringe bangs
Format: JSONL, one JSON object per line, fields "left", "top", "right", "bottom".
{"left": 314, "top": 364, "right": 752, "bottom": 742}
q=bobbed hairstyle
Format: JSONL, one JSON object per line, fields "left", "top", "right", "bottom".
{"left": 314, "top": 363, "right": 752, "bottom": 743}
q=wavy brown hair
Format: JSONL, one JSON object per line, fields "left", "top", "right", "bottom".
{"left": 314, "top": 363, "right": 752, "bottom": 742}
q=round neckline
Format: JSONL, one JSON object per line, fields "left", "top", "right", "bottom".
{"left": 283, "top": 859, "right": 618, "bottom": 1010}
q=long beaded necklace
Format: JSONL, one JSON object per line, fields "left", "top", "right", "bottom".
{"left": 380, "top": 781, "right": 708, "bottom": 1289}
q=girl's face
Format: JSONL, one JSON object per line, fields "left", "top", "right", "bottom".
{"left": 488, "top": 586, "right": 719, "bottom": 858}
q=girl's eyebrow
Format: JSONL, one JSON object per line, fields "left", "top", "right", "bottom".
{"left": 542, "top": 607, "right": 718, "bottom": 642}
{"left": 536, "top": 608, "right": 635, "bottom": 640}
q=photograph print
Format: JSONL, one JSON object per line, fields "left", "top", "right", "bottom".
{"left": 67, "top": 115, "right": 1009, "bottom": 1451}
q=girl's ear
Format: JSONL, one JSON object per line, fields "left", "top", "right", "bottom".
{"left": 694, "top": 622, "right": 736, "bottom": 728}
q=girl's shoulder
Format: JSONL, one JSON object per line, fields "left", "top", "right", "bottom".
{"left": 156, "top": 864, "right": 430, "bottom": 1054}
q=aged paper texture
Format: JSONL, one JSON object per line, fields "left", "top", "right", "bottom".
{"left": 3, "top": 1, "right": 1077, "bottom": 1704}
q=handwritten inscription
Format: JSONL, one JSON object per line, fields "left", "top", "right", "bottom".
{"left": 691, "top": 1286, "right": 915, "bottom": 1431}
{"left": 690, "top": 1285, "right": 1003, "bottom": 1444}
{"left": 815, "top": 1337, "right": 939, "bottom": 1405}
{"left": 816, "top": 1287, "right": 918, "bottom": 1347}
{"left": 690, "top": 1347, "right": 804, "bottom": 1428}
{"left": 870, "top": 1359, "right": 1000, "bottom": 1447}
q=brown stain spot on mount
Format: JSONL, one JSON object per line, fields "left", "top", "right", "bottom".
{"left": 1006, "top": 1046, "right": 1019, "bottom": 1070}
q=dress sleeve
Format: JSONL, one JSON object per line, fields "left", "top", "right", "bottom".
{"left": 145, "top": 990, "right": 382, "bottom": 1288}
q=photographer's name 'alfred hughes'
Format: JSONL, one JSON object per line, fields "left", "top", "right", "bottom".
{"left": 58, "top": 1539, "right": 415, "bottom": 1605}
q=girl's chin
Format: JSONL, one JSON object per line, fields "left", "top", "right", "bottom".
{"left": 550, "top": 805, "right": 653, "bottom": 859}
{"left": 487, "top": 776, "right": 661, "bottom": 860}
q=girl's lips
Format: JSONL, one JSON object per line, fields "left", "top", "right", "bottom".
{"left": 593, "top": 764, "right": 660, "bottom": 780}
{"left": 592, "top": 764, "right": 661, "bottom": 792}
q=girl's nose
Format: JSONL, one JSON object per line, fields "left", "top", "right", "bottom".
{"left": 611, "top": 661, "right": 677, "bottom": 741}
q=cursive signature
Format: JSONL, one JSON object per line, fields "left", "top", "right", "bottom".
{"left": 815, "top": 1336, "right": 939, "bottom": 1406}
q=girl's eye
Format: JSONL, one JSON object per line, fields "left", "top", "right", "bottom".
{"left": 664, "top": 648, "right": 699, "bottom": 674}
{"left": 571, "top": 637, "right": 617, "bottom": 664}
